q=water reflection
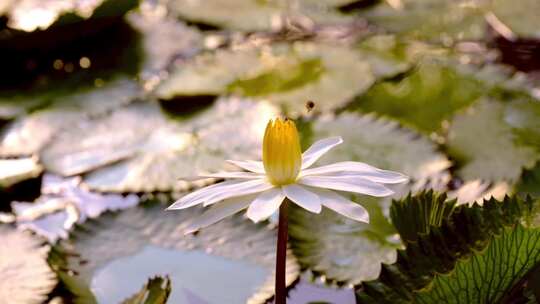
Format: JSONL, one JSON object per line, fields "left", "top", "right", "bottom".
{"left": 91, "top": 245, "right": 269, "bottom": 304}
{"left": 287, "top": 279, "right": 355, "bottom": 304}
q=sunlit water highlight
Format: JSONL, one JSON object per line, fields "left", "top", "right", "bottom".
{"left": 91, "top": 245, "right": 269, "bottom": 304}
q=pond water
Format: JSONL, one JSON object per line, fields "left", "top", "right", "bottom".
{"left": 91, "top": 245, "right": 269, "bottom": 304}
{"left": 90, "top": 245, "right": 355, "bottom": 303}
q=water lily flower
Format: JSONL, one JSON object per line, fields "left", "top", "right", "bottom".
{"left": 168, "top": 118, "right": 408, "bottom": 233}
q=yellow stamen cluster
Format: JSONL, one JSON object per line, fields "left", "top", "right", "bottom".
{"left": 263, "top": 118, "right": 302, "bottom": 186}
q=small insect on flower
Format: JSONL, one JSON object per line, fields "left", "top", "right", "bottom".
{"left": 167, "top": 118, "right": 408, "bottom": 234}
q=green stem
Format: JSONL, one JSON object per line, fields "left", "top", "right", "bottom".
{"left": 275, "top": 200, "right": 288, "bottom": 304}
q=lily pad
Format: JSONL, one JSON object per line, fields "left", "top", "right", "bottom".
{"left": 288, "top": 112, "right": 451, "bottom": 284}
{"left": 156, "top": 42, "right": 374, "bottom": 117}
{"left": 2, "top": 0, "right": 138, "bottom": 32}
{"left": 126, "top": 11, "right": 203, "bottom": 88}
{"left": 310, "top": 113, "right": 451, "bottom": 189}
{"left": 0, "top": 157, "right": 42, "bottom": 187}
{"left": 289, "top": 196, "right": 401, "bottom": 285}
{"left": 167, "top": 0, "right": 353, "bottom": 32}
{"left": 350, "top": 61, "right": 483, "bottom": 133}
{"left": 355, "top": 35, "right": 412, "bottom": 79}
{"left": 446, "top": 98, "right": 540, "bottom": 183}
{"left": 490, "top": 0, "right": 540, "bottom": 39}
{"left": 0, "top": 78, "right": 141, "bottom": 157}
{"left": 11, "top": 174, "right": 139, "bottom": 243}
{"left": 122, "top": 276, "right": 171, "bottom": 304}
{"left": 448, "top": 179, "right": 510, "bottom": 206}
{"left": 58, "top": 204, "right": 300, "bottom": 304}
{"left": 516, "top": 162, "right": 540, "bottom": 199}
{"left": 359, "top": 0, "right": 486, "bottom": 42}
{"left": 40, "top": 98, "right": 279, "bottom": 192}
{"left": 0, "top": 226, "right": 57, "bottom": 303}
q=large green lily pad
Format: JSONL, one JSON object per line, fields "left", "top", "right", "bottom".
{"left": 156, "top": 42, "right": 375, "bottom": 117}
{"left": 351, "top": 61, "right": 483, "bottom": 133}
{"left": 359, "top": 0, "right": 486, "bottom": 42}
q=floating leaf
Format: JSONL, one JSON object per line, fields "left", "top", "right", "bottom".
{"left": 57, "top": 204, "right": 300, "bottom": 304}
{"left": 355, "top": 35, "right": 412, "bottom": 79}
{"left": 310, "top": 113, "right": 451, "bottom": 189}
{"left": 356, "top": 194, "right": 535, "bottom": 303}
{"left": 0, "top": 226, "right": 57, "bottom": 303}
{"left": 167, "top": 0, "right": 352, "bottom": 31}
{"left": 122, "top": 276, "right": 172, "bottom": 304}
{"left": 40, "top": 98, "right": 278, "bottom": 192}
{"left": 446, "top": 98, "right": 540, "bottom": 183}
{"left": 412, "top": 224, "right": 540, "bottom": 303}
{"left": 350, "top": 62, "right": 483, "bottom": 133}
{"left": 517, "top": 162, "right": 540, "bottom": 199}
{"left": 490, "top": 0, "right": 540, "bottom": 39}
{"left": 0, "top": 157, "right": 42, "bottom": 187}
{"left": 289, "top": 197, "right": 401, "bottom": 285}
{"left": 359, "top": 0, "right": 486, "bottom": 42}
{"left": 390, "top": 191, "right": 455, "bottom": 243}
{"left": 288, "top": 113, "right": 451, "bottom": 284}
{"left": 0, "top": 79, "right": 140, "bottom": 157}
{"left": 11, "top": 174, "right": 139, "bottom": 242}
{"left": 448, "top": 179, "right": 510, "bottom": 205}
{"left": 1, "top": 0, "right": 139, "bottom": 32}
{"left": 156, "top": 42, "right": 374, "bottom": 117}
{"left": 126, "top": 11, "right": 203, "bottom": 87}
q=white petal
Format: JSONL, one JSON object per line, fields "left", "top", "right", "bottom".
{"left": 309, "top": 188, "right": 369, "bottom": 223}
{"left": 184, "top": 195, "right": 254, "bottom": 234}
{"left": 202, "top": 179, "right": 274, "bottom": 207}
{"left": 298, "top": 175, "right": 393, "bottom": 197}
{"left": 300, "top": 161, "right": 408, "bottom": 184}
{"left": 282, "top": 184, "right": 321, "bottom": 213}
{"left": 168, "top": 179, "right": 272, "bottom": 210}
{"left": 167, "top": 180, "right": 241, "bottom": 210}
{"left": 199, "top": 171, "right": 265, "bottom": 179}
{"left": 301, "top": 137, "right": 343, "bottom": 169}
{"left": 226, "top": 160, "right": 265, "bottom": 173}
{"left": 246, "top": 188, "right": 285, "bottom": 223}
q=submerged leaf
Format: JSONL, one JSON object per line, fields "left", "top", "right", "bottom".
{"left": 0, "top": 226, "right": 57, "bottom": 303}
{"left": 57, "top": 204, "right": 300, "bottom": 304}
{"left": 40, "top": 97, "right": 278, "bottom": 192}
